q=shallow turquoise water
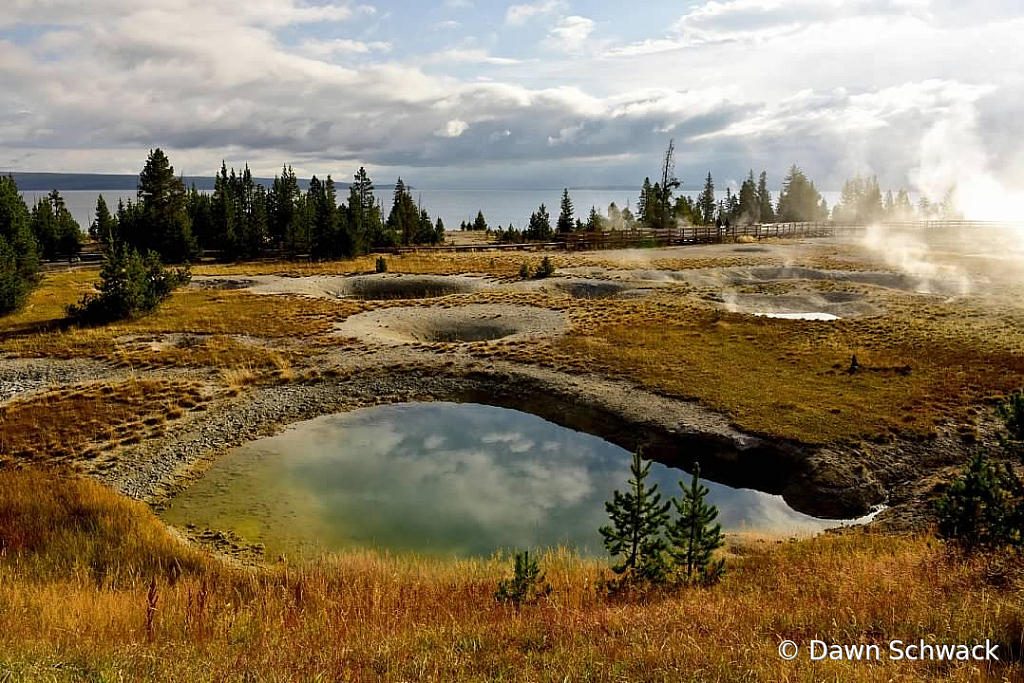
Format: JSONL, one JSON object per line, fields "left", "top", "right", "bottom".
{"left": 160, "top": 402, "right": 840, "bottom": 559}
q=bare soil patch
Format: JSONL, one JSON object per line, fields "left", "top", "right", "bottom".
{"left": 192, "top": 273, "right": 487, "bottom": 301}
{"left": 334, "top": 304, "right": 566, "bottom": 345}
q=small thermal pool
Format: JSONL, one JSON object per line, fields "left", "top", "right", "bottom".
{"left": 758, "top": 312, "right": 841, "bottom": 320}
{"left": 161, "top": 403, "right": 859, "bottom": 558}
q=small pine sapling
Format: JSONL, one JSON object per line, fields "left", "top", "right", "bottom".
{"left": 997, "top": 390, "right": 1024, "bottom": 463}
{"left": 936, "top": 451, "right": 1016, "bottom": 550}
{"left": 667, "top": 462, "right": 725, "bottom": 584}
{"left": 600, "top": 449, "right": 670, "bottom": 583}
{"left": 534, "top": 256, "right": 555, "bottom": 278}
{"left": 495, "top": 550, "right": 551, "bottom": 607}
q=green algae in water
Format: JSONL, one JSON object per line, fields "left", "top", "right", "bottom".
{"left": 160, "top": 402, "right": 840, "bottom": 559}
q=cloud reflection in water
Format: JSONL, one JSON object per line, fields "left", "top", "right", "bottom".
{"left": 161, "top": 402, "right": 839, "bottom": 558}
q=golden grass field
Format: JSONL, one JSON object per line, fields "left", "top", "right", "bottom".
{"left": 546, "top": 297, "right": 1024, "bottom": 444}
{"left": 0, "top": 469, "right": 1020, "bottom": 682}
{"left": 0, "top": 379, "right": 208, "bottom": 464}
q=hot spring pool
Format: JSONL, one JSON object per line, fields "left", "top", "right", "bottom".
{"left": 160, "top": 402, "right": 851, "bottom": 558}
{"left": 758, "top": 312, "right": 841, "bottom": 320}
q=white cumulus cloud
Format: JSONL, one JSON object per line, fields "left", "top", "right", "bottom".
{"left": 505, "top": 0, "right": 569, "bottom": 26}
{"left": 544, "top": 15, "right": 595, "bottom": 54}
{"left": 435, "top": 119, "right": 470, "bottom": 137}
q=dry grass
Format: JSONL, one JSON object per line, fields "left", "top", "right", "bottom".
{"left": 0, "top": 379, "right": 207, "bottom": 462}
{"left": 121, "top": 335, "right": 305, "bottom": 371}
{"left": 0, "top": 272, "right": 363, "bottom": 363}
{"left": 193, "top": 251, "right": 780, "bottom": 278}
{"left": 196, "top": 253, "right": 538, "bottom": 277}
{"left": 486, "top": 294, "right": 1024, "bottom": 444}
{"left": 0, "top": 469, "right": 1021, "bottom": 681}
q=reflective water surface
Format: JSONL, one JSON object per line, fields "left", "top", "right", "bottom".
{"left": 161, "top": 402, "right": 844, "bottom": 558}
{"left": 761, "top": 312, "right": 841, "bottom": 320}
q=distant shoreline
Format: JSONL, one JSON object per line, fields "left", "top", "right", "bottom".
{"left": 1, "top": 172, "right": 718, "bottom": 194}
{"left": 2, "top": 171, "right": 401, "bottom": 193}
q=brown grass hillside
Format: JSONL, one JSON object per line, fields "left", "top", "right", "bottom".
{"left": 0, "top": 469, "right": 1021, "bottom": 682}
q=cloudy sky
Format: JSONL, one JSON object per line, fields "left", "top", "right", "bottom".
{"left": 1, "top": 0, "right": 1022, "bottom": 192}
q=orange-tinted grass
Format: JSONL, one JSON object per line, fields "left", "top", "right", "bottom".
{"left": 0, "top": 468, "right": 1021, "bottom": 681}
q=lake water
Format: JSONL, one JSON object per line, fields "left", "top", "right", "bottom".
{"left": 22, "top": 188, "right": 843, "bottom": 236}
{"left": 160, "top": 402, "right": 849, "bottom": 559}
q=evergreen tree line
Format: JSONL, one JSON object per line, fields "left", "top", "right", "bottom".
{"left": 488, "top": 147, "right": 967, "bottom": 246}
{"left": 0, "top": 177, "right": 43, "bottom": 314}
{"left": 486, "top": 149, "right": 834, "bottom": 244}
{"left": 0, "top": 178, "right": 87, "bottom": 314}
{"left": 91, "top": 150, "right": 445, "bottom": 264}
{"left": 27, "top": 190, "right": 83, "bottom": 261}
{"left": 833, "top": 174, "right": 962, "bottom": 223}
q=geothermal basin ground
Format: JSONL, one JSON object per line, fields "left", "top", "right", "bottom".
{"left": 3, "top": 235, "right": 1024, "bottom": 556}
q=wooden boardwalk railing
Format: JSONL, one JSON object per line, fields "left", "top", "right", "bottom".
{"left": 388, "top": 220, "right": 1024, "bottom": 253}
{"left": 44, "top": 220, "right": 1024, "bottom": 268}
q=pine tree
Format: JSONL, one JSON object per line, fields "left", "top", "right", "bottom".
{"left": 557, "top": 188, "right": 575, "bottom": 234}
{"left": 723, "top": 186, "right": 739, "bottom": 222}
{"left": 658, "top": 139, "right": 681, "bottom": 230}
{"left": 621, "top": 205, "right": 636, "bottom": 230}
{"left": 473, "top": 210, "right": 488, "bottom": 232}
{"left": 757, "top": 171, "right": 775, "bottom": 223}
{"left": 777, "top": 165, "right": 826, "bottom": 222}
{"left": 50, "top": 190, "right": 81, "bottom": 258}
{"left": 0, "top": 176, "right": 39, "bottom": 314}
{"left": 997, "top": 390, "right": 1024, "bottom": 457}
{"left": 917, "top": 196, "right": 934, "bottom": 218}
{"left": 585, "top": 205, "right": 604, "bottom": 232}
{"left": 136, "top": 149, "right": 197, "bottom": 262}
{"left": 864, "top": 176, "right": 883, "bottom": 222}
{"left": 386, "top": 178, "right": 422, "bottom": 246}
{"left": 185, "top": 186, "right": 212, "bottom": 250}
{"left": 495, "top": 550, "right": 550, "bottom": 606}
{"left": 637, "top": 178, "right": 652, "bottom": 228}
{"left": 68, "top": 237, "right": 190, "bottom": 324}
{"left": 249, "top": 184, "right": 269, "bottom": 257}
{"left": 211, "top": 162, "right": 238, "bottom": 257}
{"left": 28, "top": 190, "right": 80, "bottom": 259}
{"left": 308, "top": 175, "right": 340, "bottom": 259}
{"left": 526, "top": 203, "right": 552, "bottom": 241}
{"left": 698, "top": 172, "right": 716, "bottom": 225}
{"left": 936, "top": 451, "right": 1017, "bottom": 550}
{"left": 939, "top": 186, "right": 961, "bottom": 219}
{"left": 607, "top": 202, "right": 622, "bottom": 231}
{"left": 835, "top": 175, "right": 864, "bottom": 222}
{"left": 350, "top": 167, "right": 380, "bottom": 251}
{"left": 91, "top": 195, "right": 117, "bottom": 242}
{"left": 269, "top": 165, "right": 301, "bottom": 252}
{"left": 738, "top": 171, "right": 758, "bottom": 224}
{"left": 29, "top": 197, "right": 58, "bottom": 259}
{"left": 644, "top": 182, "right": 662, "bottom": 228}
{"left": 417, "top": 209, "right": 434, "bottom": 245}
{"left": 600, "top": 449, "right": 670, "bottom": 580}
{"left": 666, "top": 463, "right": 725, "bottom": 584}
{"left": 883, "top": 189, "right": 895, "bottom": 218}
{"left": 895, "top": 189, "right": 913, "bottom": 219}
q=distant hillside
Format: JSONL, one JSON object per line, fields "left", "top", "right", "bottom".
{"left": 3, "top": 171, "right": 399, "bottom": 192}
